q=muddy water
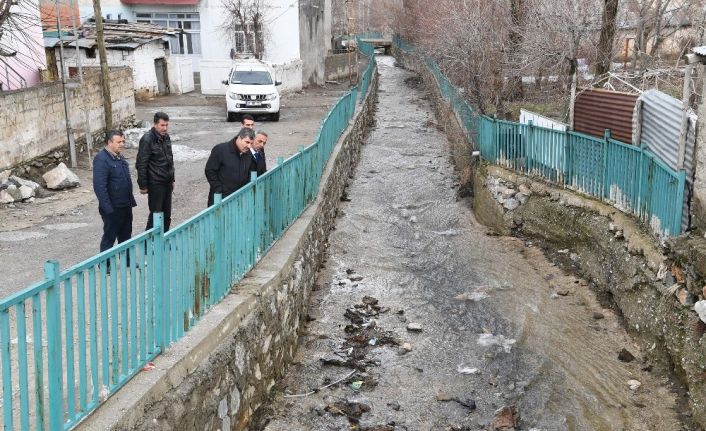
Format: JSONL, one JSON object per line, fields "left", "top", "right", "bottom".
{"left": 257, "top": 56, "right": 687, "bottom": 430}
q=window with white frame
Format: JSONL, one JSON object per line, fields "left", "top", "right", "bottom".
{"left": 136, "top": 12, "right": 201, "bottom": 55}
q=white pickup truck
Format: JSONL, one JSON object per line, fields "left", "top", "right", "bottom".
{"left": 223, "top": 61, "right": 281, "bottom": 122}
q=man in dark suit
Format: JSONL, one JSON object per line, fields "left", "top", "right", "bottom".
{"left": 205, "top": 128, "right": 258, "bottom": 206}
{"left": 93, "top": 130, "right": 137, "bottom": 254}
{"left": 251, "top": 130, "right": 268, "bottom": 176}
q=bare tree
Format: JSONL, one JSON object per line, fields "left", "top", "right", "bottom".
{"left": 507, "top": 0, "right": 526, "bottom": 99}
{"left": 409, "top": 0, "right": 514, "bottom": 116}
{"left": 523, "top": 0, "right": 602, "bottom": 118}
{"left": 626, "top": 0, "right": 703, "bottom": 69}
{"left": 221, "top": 0, "right": 269, "bottom": 59}
{"left": 595, "top": 0, "right": 619, "bottom": 84}
{"left": 0, "top": 0, "right": 45, "bottom": 89}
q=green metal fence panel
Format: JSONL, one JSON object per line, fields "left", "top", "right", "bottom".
{"left": 393, "top": 34, "right": 686, "bottom": 238}
{"left": 0, "top": 55, "right": 372, "bottom": 430}
{"left": 567, "top": 131, "right": 606, "bottom": 197}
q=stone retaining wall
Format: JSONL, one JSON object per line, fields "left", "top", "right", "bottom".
{"left": 0, "top": 67, "right": 136, "bottom": 172}
{"left": 76, "top": 72, "right": 378, "bottom": 431}
{"left": 392, "top": 46, "right": 706, "bottom": 428}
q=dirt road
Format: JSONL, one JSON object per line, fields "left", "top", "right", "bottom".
{"left": 0, "top": 84, "right": 350, "bottom": 297}
{"left": 256, "top": 57, "right": 690, "bottom": 431}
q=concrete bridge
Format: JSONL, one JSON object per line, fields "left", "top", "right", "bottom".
{"left": 359, "top": 33, "right": 393, "bottom": 54}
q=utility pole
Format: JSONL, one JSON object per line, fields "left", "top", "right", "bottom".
{"left": 92, "top": 0, "right": 112, "bottom": 129}
{"left": 56, "top": 0, "right": 78, "bottom": 167}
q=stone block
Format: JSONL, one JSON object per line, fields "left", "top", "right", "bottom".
{"left": 9, "top": 175, "right": 39, "bottom": 191}
{"left": 0, "top": 189, "right": 14, "bottom": 203}
{"left": 5, "top": 184, "right": 22, "bottom": 200}
{"left": 43, "top": 163, "right": 80, "bottom": 190}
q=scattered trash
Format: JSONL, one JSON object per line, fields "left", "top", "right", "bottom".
{"left": 457, "top": 365, "right": 480, "bottom": 375}
{"left": 618, "top": 348, "right": 635, "bottom": 363}
{"left": 284, "top": 370, "right": 356, "bottom": 398}
{"left": 141, "top": 361, "right": 156, "bottom": 371}
{"left": 350, "top": 380, "right": 363, "bottom": 390}
{"left": 454, "top": 288, "right": 489, "bottom": 302}
{"left": 667, "top": 283, "right": 681, "bottom": 295}
{"left": 436, "top": 392, "right": 452, "bottom": 401}
{"left": 676, "top": 288, "right": 696, "bottom": 306}
{"left": 406, "top": 322, "right": 423, "bottom": 332}
{"left": 671, "top": 263, "right": 686, "bottom": 284}
{"left": 627, "top": 379, "right": 642, "bottom": 391}
{"left": 656, "top": 263, "right": 668, "bottom": 281}
{"left": 325, "top": 400, "right": 371, "bottom": 423}
{"left": 98, "top": 385, "right": 110, "bottom": 402}
{"left": 477, "top": 333, "right": 516, "bottom": 353}
{"left": 453, "top": 397, "right": 477, "bottom": 410}
{"left": 490, "top": 405, "right": 520, "bottom": 430}
{"left": 695, "top": 300, "right": 706, "bottom": 324}
{"left": 362, "top": 295, "right": 377, "bottom": 305}
{"left": 320, "top": 354, "right": 348, "bottom": 367}
{"left": 437, "top": 393, "right": 477, "bottom": 410}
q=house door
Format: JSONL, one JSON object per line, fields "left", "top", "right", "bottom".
{"left": 154, "top": 58, "right": 169, "bottom": 95}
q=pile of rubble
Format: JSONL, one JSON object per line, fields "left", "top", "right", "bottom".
{"left": 485, "top": 176, "right": 531, "bottom": 211}
{"left": 0, "top": 163, "right": 81, "bottom": 205}
{"left": 0, "top": 173, "right": 40, "bottom": 204}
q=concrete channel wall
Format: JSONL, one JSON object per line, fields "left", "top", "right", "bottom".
{"left": 392, "top": 45, "right": 706, "bottom": 428}
{"left": 76, "top": 72, "right": 377, "bottom": 431}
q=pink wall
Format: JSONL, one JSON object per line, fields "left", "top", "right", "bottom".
{"left": 0, "top": 2, "right": 47, "bottom": 91}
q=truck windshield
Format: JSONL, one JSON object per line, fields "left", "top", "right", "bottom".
{"left": 230, "top": 70, "right": 273, "bottom": 85}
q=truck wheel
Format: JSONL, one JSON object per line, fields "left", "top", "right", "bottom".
{"left": 271, "top": 111, "right": 280, "bottom": 122}
{"left": 227, "top": 111, "right": 237, "bottom": 122}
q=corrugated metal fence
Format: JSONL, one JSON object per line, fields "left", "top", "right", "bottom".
{"left": 574, "top": 88, "right": 638, "bottom": 143}
{"left": 393, "top": 36, "right": 687, "bottom": 239}
{"left": 639, "top": 89, "right": 697, "bottom": 230}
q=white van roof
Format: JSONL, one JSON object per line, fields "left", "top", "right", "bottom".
{"left": 232, "top": 60, "right": 270, "bottom": 71}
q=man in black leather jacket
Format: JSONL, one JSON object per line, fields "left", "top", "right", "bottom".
{"left": 136, "top": 112, "right": 175, "bottom": 231}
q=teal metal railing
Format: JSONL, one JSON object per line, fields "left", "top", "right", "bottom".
{"left": 393, "top": 35, "right": 686, "bottom": 237}
{"left": 0, "top": 55, "right": 374, "bottom": 430}
{"left": 358, "top": 39, "right": 375, "bottom": 102}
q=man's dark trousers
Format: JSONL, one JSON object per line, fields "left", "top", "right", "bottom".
{"left": 146, "top": 183, "right": 172, "bottom": 231}
{"left": 100, "top": 207, "right": 133, "bottom": 252}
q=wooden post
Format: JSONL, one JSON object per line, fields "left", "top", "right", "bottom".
{"left": 677, "top": 63, "right": 695, "bottom": 170}
{"left": 92, "top": 0, "right": 113, "bottom": 130}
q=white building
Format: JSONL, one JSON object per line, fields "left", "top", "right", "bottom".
{"left": 47, "top": 21, "right": 194, "bottom": 98}
{"left": 75, "top": 0, "right": 331, "bottom": 95}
